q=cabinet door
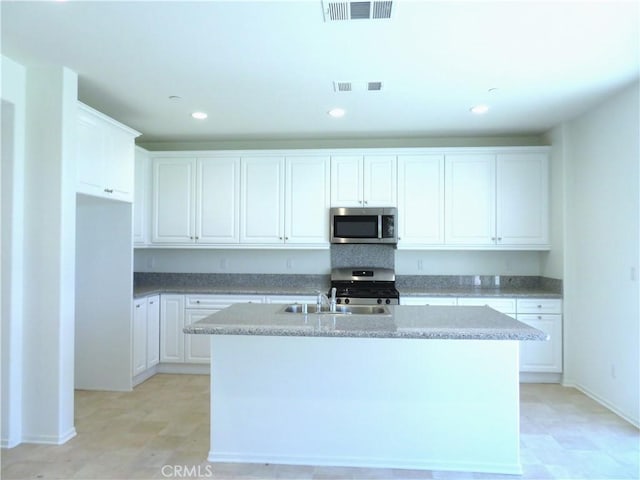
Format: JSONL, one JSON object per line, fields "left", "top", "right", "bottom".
{"left": 152, "top": 158, "right": 196, "bottom": 243}
{"left": 363, "top": 155, "right": 397, "bottom": 207}
{"left": 184, "top": 310, "right": 217, "bottom": 363}
{"left": 497, "top": 153, "right": 549, "bottom": 246}
{"left": 285, "top": 156, "right": 330, "bottom": 244}
{"left": 160, "top": 295, "right": 185, "bottom": 363}
{"left": 330, "top": 156, "right": 363, "bottom": 207}
{"left": 132, "top": 299, "right": 147, "bottom": 376}
{"left": 518, "top": 314, "right": 562, "bottom": 372}
{"left": 146, "top": 295, "right": 160, "bottom": 368}
{"left": 105, "top": 125, "right": 135, "bottom": 200}
{"left": 445, "top": 154, "right": 496, "bottom": 245}
{"left": 76, "top": 106, "right": 106, "bottom": 196}
{"left": 240, "top": 157, "right": 285, "bottom": 243}
{"left": 397, "top": 155, "right": 444, "bottom": 245}
{"left": 197, "top": 157, "right": 240, "bottom": 243}
{"left": 133, "top": 148, "right": 149, "bottom": 244}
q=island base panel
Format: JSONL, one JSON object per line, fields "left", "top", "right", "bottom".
{"left": 208, "top": 335, "right": 521, "bottom": 475}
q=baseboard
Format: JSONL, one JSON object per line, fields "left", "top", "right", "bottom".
{"left": 21, "top": 427, "right": 77, "bottom": 445}
{"left": 132, "top": 365, "right": 159, "bottom": 387}
{"left": 520, "top": 372, "right": 562, "bottom": 383}
{"left": 562, "top": 381, "right": 639, "bottom": 428}
{"left": 157, "top": 363, "right": 209, "bottom": 375}
{"left": 1, "top": 437, "right": 20, "bottom": 449}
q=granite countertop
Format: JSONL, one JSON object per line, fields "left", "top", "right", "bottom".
{"left": 182, "top": 303, "right": 547, "bottom": 341}
{"left": 133, "top": 273, "right": 562, "bottom": 299}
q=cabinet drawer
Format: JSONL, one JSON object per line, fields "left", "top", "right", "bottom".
{"left": 517, "top": 299, "right": 562, "bottom": 314}
{"left": 401, "top": 297, "right": 457, "bottom": 306}
{"left": 457, "top": 297, "right": 516, "bottom": 314}
{"left": 185, "top": 294, "right": 265, "bottom": 308}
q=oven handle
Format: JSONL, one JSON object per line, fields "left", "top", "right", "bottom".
{"left": 377, "top": 215, "right": 382, "bottom": 239}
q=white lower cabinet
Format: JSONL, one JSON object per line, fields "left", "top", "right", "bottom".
{"left": 161, "top": 294, "right": 265, "bottom": 364}
{"left": 517, "top": 299, "right": 562, "bottom": 373}
{"left": 402, "top": 295, "right": 562, "bottom": 374}
{"left": 132, "top": 295, "right": 160, "bottom": 378}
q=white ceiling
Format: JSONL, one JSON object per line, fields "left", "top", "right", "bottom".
{"left": 2, "top": 1, "right": 638, "bottom": 144}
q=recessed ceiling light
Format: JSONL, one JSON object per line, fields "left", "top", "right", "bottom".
{"left": 191, "top": 112, "right": 208, "bottom": 120}
{"left": 470, "top": 105, "right": 489, "bottom": 115}
{"left": 168, "top": 95, "right": 182, "bottom": 101}
{"left": 328, "top": 108, "right": 346, "bottom": 118}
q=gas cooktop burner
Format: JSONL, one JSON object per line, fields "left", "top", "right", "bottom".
{"left": 329, "top": 267, "right": 400, "bottom": 306}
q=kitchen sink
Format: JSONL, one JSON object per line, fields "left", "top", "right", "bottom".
{"left": 281, "top": 304, "right": 390, "bottom": 315}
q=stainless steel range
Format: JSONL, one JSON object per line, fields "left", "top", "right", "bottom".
{"left": 329, "top": 268, "right": 400, "bottom": 306}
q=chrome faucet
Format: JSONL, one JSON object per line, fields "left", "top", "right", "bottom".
{"left": 317, "top": 288, "right": 337, "bottom": 313}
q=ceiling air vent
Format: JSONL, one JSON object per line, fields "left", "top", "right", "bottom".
{"left": 367, "top": 81, "right": 383, "bottom": 91}
{"left": 334, "top": 81, "right": 353, "bottom": 92}
{"left": 322, "top": 1, "right": 393, "bottom": 21}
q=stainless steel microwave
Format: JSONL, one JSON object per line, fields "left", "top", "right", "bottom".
{"left": 330, "top": 207, "right": 398, "bottom": 244}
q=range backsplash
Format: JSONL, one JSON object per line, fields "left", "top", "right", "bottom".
{"left": 330, "top": 244, "right": 396, "bottom": 269}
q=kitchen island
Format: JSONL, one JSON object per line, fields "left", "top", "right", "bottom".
{"left": 184, "top": 303, "right": 546, "bottom": 475}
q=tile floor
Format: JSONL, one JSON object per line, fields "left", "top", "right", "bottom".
{"left": 1, "top": 374, "right": 638, "bottom": 479}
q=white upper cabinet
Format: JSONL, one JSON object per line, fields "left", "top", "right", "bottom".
{"left": 76, "top": 102, "right": 140, "bottom": 202}
{"left": 144, "top": 147, "right": 548, "bottom": 250}
{"left": 133, "top": 147, "right": 149, "bottom": 245}
{"left": 496, "top": 153, "right": 549, "bottom": 246}
{"left": 285, "top": 156, "right": 330, "bottom": 244}
{"left": 240, "top": 156, "right": 286, "bottom": 243}
{"left": 198, "top": 157, "right": 241, "bottom": 243}
{"left": 397, "top": 154, "right": 445, "bottom": 246}
{"left": 330, "top": 155, "right": 397, "bottom": 207}
{"left": 152, "top": 156, "right": 240, "bottom": 244}
{"left": 241, "top": 156, "right": 330, "bottom": 245}
{"left": 152, "top": 157, "right": 197, "bottom": 243}
{"left": 445, "top": 154, "right": 496, "bottom": 245}
{"left": 445, "top": 151, "right": 549, "bottom": 248}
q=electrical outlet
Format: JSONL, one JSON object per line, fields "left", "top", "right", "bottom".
{"left": 417, "top": 260, "right": 423, "bottom": 271}
{"left": 220, "top": 258, "right": 228, "bottom": 270}
{"left": 286, "top": 258, "right": 293, "bottom": 270}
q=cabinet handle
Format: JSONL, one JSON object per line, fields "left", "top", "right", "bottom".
{"left": 364, "top": 200, "right": 368, "bottom": 205}
{"left": 195, "top": 236, "right": 199, "bottom": 240}
{"left": 104, "top": 188, "right": 114, "bottom": 194}
{"left": 136, "top": 304, "right": 141, "bottom": 308}
{"left": 279, "top": 236, "right": 283, "bottom": 240}
{"left": 285, "top": 237, "right": 289, "bottom": 240}
{"left": 190, "top": 236, "right": 194, "bottom": 240}
{"left": 196, "top": 300, "right": 200, "bottom": 304}
{"left": 497, "top": 237, "right": 502, "bottom": 241}
{"left": 358, "top": 200, "right": 363, "bottom": 204}
{"left": 149, "top": 301, "right": 154, "bottom": 305}
{"left": 537, "top": 304, "right": 543, "bottom": 308}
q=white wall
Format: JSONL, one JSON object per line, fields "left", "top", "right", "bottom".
{"left": 1, "top": 56, "right": 79, "bottom": 446}
{"left": 561, "top": 81, "right": 639, "bottom": 426}
{"left": 75, "top": 195, "right": 133, "bottom": 391}
{"left": 21, "top": 66, "right": 78, "bottom": 444}
{"left": 541, "top": 126, "right": 565, "bottom": 280}
{"left": 1, "top": 56, "right": 26, "bottom": 448}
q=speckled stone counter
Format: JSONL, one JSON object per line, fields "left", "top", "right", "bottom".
{"left": 183, "top": 303, "right": 546, "bottom": 341}
{"left": 134, "top": 273, "right": 562, "bottom": 299}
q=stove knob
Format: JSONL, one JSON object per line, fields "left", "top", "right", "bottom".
{"left": 344, "top": 298, "right": 350, "bottom": 305}
{"left": 385, "top": 298, "right": 391, "bottom": 305}
{"left": 377, "top": 298, "right": 383, "bottom": 304}
{"left": 336, "top": 298, "right": 342, "bottom": 304}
